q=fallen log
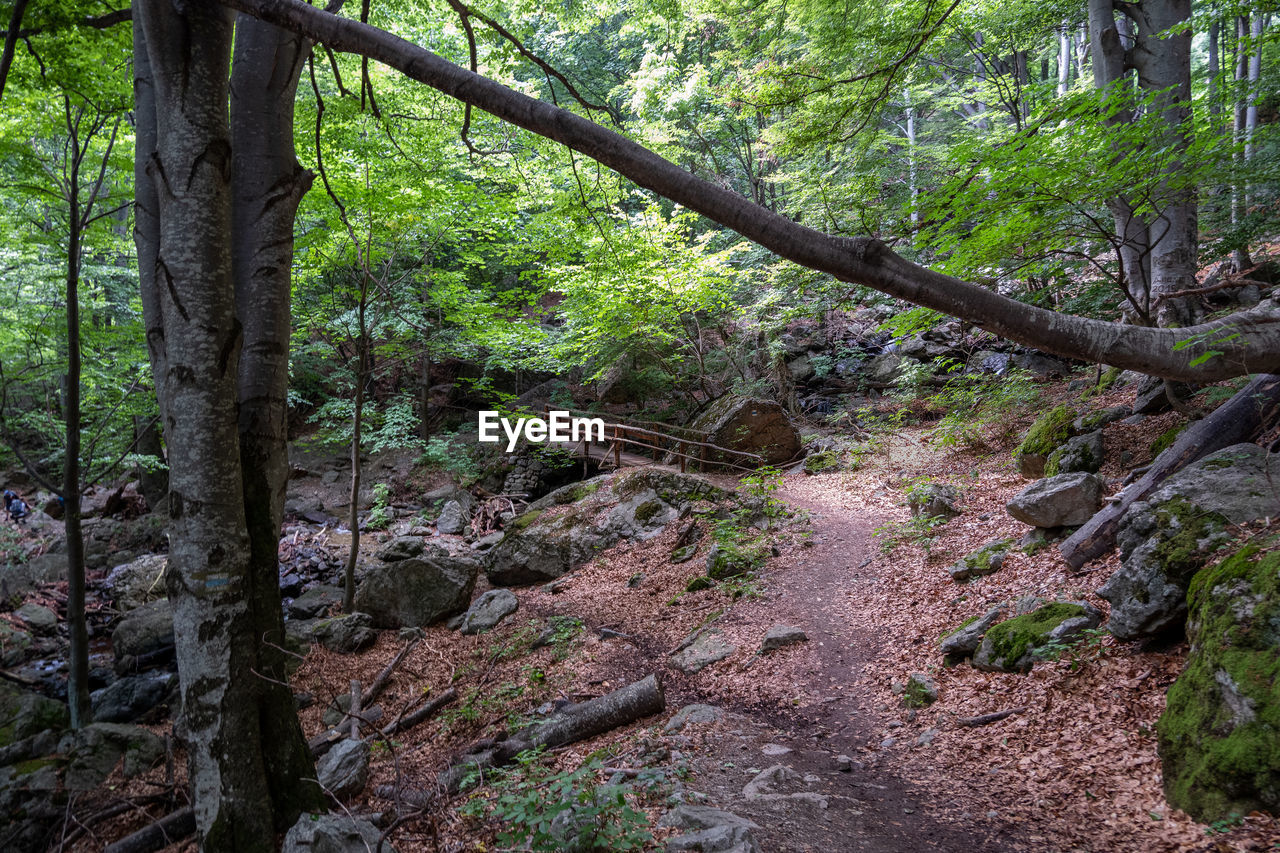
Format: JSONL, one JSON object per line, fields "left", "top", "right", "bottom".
{"left": 378, "top": 687, "right": 458, "bottom": 738}
{"left": 1060, "top": 373, "right": 1280, "bottom": 569}
{"left": 361, "top": 636, "right": 420, "bottom": 708}
{"left": 101, "top": 806, "right": 195, "bottom": 853}
{"left": 439, "top": 673, "right": 665, "bottom": 791}
{"left": 957, "top": 707, "right": 1027, "bottom": 728}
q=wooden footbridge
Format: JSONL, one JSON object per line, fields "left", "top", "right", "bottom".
{"left": 543, "top": 406, "right": 765, "bottom": 473}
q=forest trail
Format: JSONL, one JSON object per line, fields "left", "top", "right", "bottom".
{"left": 666, "top": 473, "right": 1024, "bottom": 852}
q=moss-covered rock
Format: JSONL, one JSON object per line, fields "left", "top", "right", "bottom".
{"left": 1045, "top": 431, "right": 1104, "bottom": 477}
{"left": 803, "top": 451, "right": 840, "bottom": 475}
{"left": 1014, "top": 404, "right": 1077, "bottom": 478}
{"left": 685, "top": 576, "right": 716, "bottom": 592}
{"left": 972, "top": 601, "right": 1101, "bottom": 673}
{"left": 947, "top": 539, "right": 1013, "bottom": 583}
{"left": 705, "top": 543, "right": 761, "bottom": 580}
{"left": 1080, "top": 366, "right": 1122, "bottom": 400}
{"left": 902, "top": 673, "right": 939, "bottom": 708}
{"left": 1157, "top": 545, "right": 1280, "bottom": 822}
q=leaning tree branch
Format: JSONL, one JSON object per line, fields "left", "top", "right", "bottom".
{"left": 221, "top": 0, "right": 1280, "bottom": 382}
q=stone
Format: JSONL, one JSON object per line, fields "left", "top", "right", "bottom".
{"left": 1157, "top": 545, "right": 1280, "bottom": 822}
{"left": 312, "top": 612, "right": 378, "bottom": 654}
{"left": 907, "top": 483, "right": 960, "bottom": 520}
{"left": 1045, "top": 431, "right": 1104, "bottom": 476}
{"left": 14, "top": 604, "right": 57, "bottom": 635}
{"left": 375, "top": 536, "right": 424, "bottom": 562}
{"left": 902, "top": 673, "right": 938, "bottom": 708}
{"left": 61, "top": 722, "right": 164, "bottom": 790}
{"left": 803, "top": 450, "right": 839, "bottom": 475}
{"left": 316, "top": 738, "right": 370, "bottom": 800}
{"left": 1073, "top": 405, "right": 1130, "bottom": 433}
{"left": 686, "top": 396, "right": 802, "bottom": 466}
{"left": 355, "top": 556, "right": 478, "bottom": 628}
{"left": 282, "top": 813, "right": 397, "bottom": 853}
{"left": 460, "top": 589, "right": 519, "bottom": 635}
{"left": 865, "top": 351, "right": 907, "bottom": 385}
{"left": 972, "top": 601, "right": 1102, "bottom": 673}
{"left": 1013, "top": 404, "right": 1076, "bottom": 479}
{"left": 103, "top": 554, "right": 168, "bottom": 612}
{"left": 947, "top": 539, "right": 1012, "bottom": 582}
{"left": 0, "top": 621, "right": 32, "bottom": 668}
{"left": 1011, "top": 352, "right": 1069, "bottom": 378}
{"left": 705, "top": 544, "right": 756, "bottom": 580}
{"left": 1101, "top": 444, "right": 1280, "bottom": 640}
{"left": 111, "top": 598, "right": 174, "bottom": 661}
{"left": 1006, "top": 472, "right": 1105, "bottom": 528}
{"left": 0, "top": 682, "right": 69, "bottom": 744}
{"left": 760, "top": 625, "right": 808, "bottom": 652}
{"left": 660, "top": 805, "right": 761, "bottom": 853}
{"left": 287, "top": 585, "right": 345, "bottom": 619}
{"left": 1133, "top": 376, "right": 1195, "bottom": 415}
{"left": 940, "top": 605, "right": 1005, "bottom": 661}
{"left": 664, "top": 704, "right": 724, "bottom": 733}
{"left": 90, "top": 671, "right": 176, "bottom": 724}
{"left": 670, "top": 629, "right": 737, "bottom": 674}
{"left": 787, "top": 354, "right": 814, "bottom": 382}
{"left": 436, "top": 500, "right": 468, "bottom": 535}
{"left": 967, "top": 350, "right": 1011, "bottom": 375}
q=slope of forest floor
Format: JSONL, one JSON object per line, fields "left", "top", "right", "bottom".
{"left": 48, "top": 382, "right": 1280, "bottom": 853}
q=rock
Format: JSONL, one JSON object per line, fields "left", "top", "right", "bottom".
{"left": 865, "top": 351, "right": 907, "bottom": 385}
{"left": 61, "top": 722, "right": 164, "bottom": 790}
{"left": 902, "top": 673, "right": 938, "bottom": 708}
{"left": 1006, "top": 472, "right": 1105, "bottom": 528}
{"left": 1133, "top": 376, "right": 1195, "bottom": 415}
{"left": 1045, "top": 431, "right": 1104, "bottom": 476}
{"left": 940, "top": 605, "right": 1005, "bottom": 661}
{"left": 947, "top": 539, "right": 1012, "bottom": 582}
{"left": 460, "top": 589, "right": 519, "bottom": 635}
{"left": 487, "top": 470, "right": 726, "bottom": 586}
{"left": 686, "top": 396, "right": 802, "bottom": 466}
{"left": 660, "top": 805, "right": 761, "bottom": 853}
{"left": 907, "top": 483, "right": 960, "bottom": 520}
{"left": 1073, "top": 405, "right": 1130, "bottom": 433}
{"left": 471, "top": 531, "right": 504, "bottom": 551}
{"left": 664, "top": 704, "right": 724, "bottom": 733}
{"left": 705, "top": 544, "right": 757, "bottom": 580}
{"left": 0, "top": 681, "right": 70, "bottom": 743}
{"left": 316, "top": 738, "right": 370, "bottom": 800}
{"left": 435, "top": 500, "right": 468, "bottom": 535}
{"left": 375, "top": 536, "right": 424, "bottom": 562}
{"left": 1013, "top": 404, "right": 1076, "bottom": 479}
{"left": 90, "top": 671, "right": 176, "bottom": 723}
{"left": 670, "top": 629, "right": 737, "bottom": 674}
{"left": 760, "top": 625, "right": 808, "bottom": 652}
{"left": 972, "top": 601, "right": 1102, "bottom": 673}
{"left": 835, "top": 754, "right": 856, "bottom": 772}
{"left": 312, "top": 612, "right": 377, "bottom": 654}
{"left": 14, "top": 604, "right": 57, "bottom": 635}
{"left": 803, "top": 450, "right": 839, "bottom": 475}
{"left": 0, "top": 553, "right": 67, "bottom": 599}
{"left": 1157, "top": 544, "right": 1280, "bottom": 822}
{"left": 1011, "top": 352, "right": 1069, "bottom": 378}
{"left": 967, "top": 350, "right": 1011, "bottom": 375}
{"left": 287, "top": 585, "right": 345, "bottom": 619}
{"left": 111, "top": 598, "right": 174, "bottom": 662}
{"left": 282, "top": 813, "right": 397, "bottom": 853}
{"left": 0, "top": 621, "right": 32, "bottom": 668}
{"left": 103, "top": 554, "right": 168, "bottom": 612}
{"left": 1100, "top": 444, "right": 1280, "bottom": 640}
{"left": 787, "top": 354, "right": 814, "bottom": 382}
{"left": 355, "top": 556, "right": 478, "bottom": 629}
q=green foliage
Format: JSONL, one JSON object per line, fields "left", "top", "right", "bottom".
{"left": 418, "top": 433, "right": 481, "bottom": 485}
{"left": 366, "top": 483, "right": 393, "bottom": 532}
{"left": 1036, "top": 627, "right": 1110, "bottom": 673}
{"left": 461, "top": 750, "right": 652, "bottom": 852}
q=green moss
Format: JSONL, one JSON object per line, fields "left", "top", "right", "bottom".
{"left": 1080, "top": 366, "right": 1122, "bottom": 400}
{"left": 12, "top": 757, "right": 58, "bottom": 776}
{"left": 903, "top": 677, "right": 937, "bottom": 709}
{"left": 803, "top": 451, "right": 839, "bottom": 474}
{"left": 1158, "top": 545, "right": 1280, "bottom": 822}
{"left": 1045, "top": 435, "right": 1099, "bottom": 477}
{"left": 951, "top": 538, "right": 1013, "bottom": 581}
{"left": 685, "top": 576, "right": 716, "bottom": 592}
{"left": 982, "top": 602, "right": 1088, "bottom": 671}
{"left": 565, "top": 481, "right": 602, "bottom": 502}
{"left": 633, "top": 499, "right": 664, "bottom": 524}
{"left": 511, "top": 509, "right": 545, "bottom": 532}
{"left": 1150, "top": 497, "right": 1229, "bottom": 585}
{"left": 1149, "top": 421, "right": 1188, "bottom": 457}
{"left": 1014, "top": 404, "right": 1076, "bottom": 465}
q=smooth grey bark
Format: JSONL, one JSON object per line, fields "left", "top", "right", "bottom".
{"left": 1057, "top": 23, "right": 1071, "bottom": 96}
{"left": 134, "top": 2, "right": 321, "bottom": 848}
{"left": 223, "top": 0, "right": 1280, "bottom": 382}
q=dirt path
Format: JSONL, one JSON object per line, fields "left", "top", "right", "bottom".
{"left": 668, "top": 475, "right": 1026, "bottom": 852}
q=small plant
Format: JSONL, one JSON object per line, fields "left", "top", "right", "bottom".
{"left": 365, "top": 482, "right": 392, "bottom": 531}
{"left": 874, "top": 514, "right": 948, "bottom": 556}
{"left": 418, "top": 432, "right": 480, "bottom": 484}
{"left": 1204, "top": 813, "right": 1245, "bottom": 835}
{"left": 0, "top": 525, "right": 26, "bottom": 567}
{"left": 462, "top": 750, "right": 652, "bottom": 852}
{"left": 1037, "top": 627, "right": 1110, "bottom": 672}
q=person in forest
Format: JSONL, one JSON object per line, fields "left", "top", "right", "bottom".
{"left": 4, "top": 489, "right": 29, "bottom": 524}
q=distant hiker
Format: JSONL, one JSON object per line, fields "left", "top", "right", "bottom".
{"left": 4, "top": 489, "right": 29, "bottom": 524}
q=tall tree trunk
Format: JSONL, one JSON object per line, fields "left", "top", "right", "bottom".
{"left": 134, "top": 2, "right": 318, "bottom": 847}
{"left": 1057, "top": 23, "right": 1072, "bottom": 96}
{"left": 343, "top": 299, "right": 369, "bottom": 614}
{"left": 905, "top": 87, "right": 919, "bottom": 241}
{"left": 63, "top": 111, "right": 90, "bottom": 730}
{"left": 1232, "top": 14, "right": 1253, "bottom": 269}
{"left": 229, "top": 12, "right": 327, "bottom": 827}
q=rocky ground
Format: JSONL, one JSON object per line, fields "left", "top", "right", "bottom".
{"left": 2, "top": 371, "right": 1280, "bottom": 852}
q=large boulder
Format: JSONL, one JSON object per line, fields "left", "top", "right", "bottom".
{"left": 1045, "top": 431, "right": 1104, "bottom": 476}
{"left": 687, "top": 396, "right": 801, "bottom": 467}
{"left": 111, "top": 598, "right": 174, "bottom": 662}
{"left": 283, "top": 813, "right": 397, "bottom": 853}
{"left": 91, "top": 671, "right": 176, "bottom": 723}
{"left": 1158, "top": 544, "right": 1280, "bottom": 822}
{"left": 316, "top": 738, "right": 370, "bottom": 801}
{"left": 1006, "top": 472, "right": 1105, "bottom": 528}
{"left": 1100, "top": 444, "right": 1280, "bottom": 640}
{"left": 1013, "top": 404, "right": 1076, "bottom": 479}
{"left": 486, "top": 470, "right": 726, "bottom": 586}
{"left": 460, "top": 590, "right": 519, "bottom": 635}
{"left": 103, "top": 554, "right": 168, "bottom": 612}
{"left": 972, "top": 601, "right": 1101, "bottom": 673}
{"left": 940, "top": 604, "right": 1006, "bottom": 662}
{"left": 355, "top": 556, "right": 478, "bottom": 628}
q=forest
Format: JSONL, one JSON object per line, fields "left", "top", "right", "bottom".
{"left": 0, "top": 0, "right": 1278, "bottom": 851}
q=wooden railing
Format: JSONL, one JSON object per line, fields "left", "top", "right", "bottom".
{"left": 543, "top": 406, "right": 764, "bottom": 472}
